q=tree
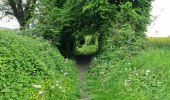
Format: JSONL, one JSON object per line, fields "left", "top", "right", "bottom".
{"left": 0, "top": 0, "right": 37, "bottom": 29}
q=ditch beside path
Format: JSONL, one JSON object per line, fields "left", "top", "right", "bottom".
{"left": 76, "top": 56, "right": 91, "bottom": 100}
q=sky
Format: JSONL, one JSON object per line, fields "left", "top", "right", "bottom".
{"left": 0, "top": 0, "right": 170, "bottom": 37}
{"left": 0, "top": 15, "right": 20, "bottom": 29}
{"left": 147, "top": 0, "right": 170, "bottom": 37}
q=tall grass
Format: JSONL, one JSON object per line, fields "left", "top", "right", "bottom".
{"left": 87, "top": 37, "right": 170, "bottom": 100}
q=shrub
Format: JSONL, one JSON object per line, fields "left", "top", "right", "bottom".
{"left": 0, "top": 30, "right": 78, "bottom": 99}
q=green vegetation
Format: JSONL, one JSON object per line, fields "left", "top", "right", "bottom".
{"left": 75, "top": 35, "right": 98, "bottom": 55}
{"left": 0, "top": 30, "right": 78, "bottom": 99}
{"left": 0, "top": 0, "right": 157, "bottom": 99}
{"left": 86, "top": 38, "right": 170, "bottom": 99}
{"left": 28, "top": 0, "right": 152, "bottom": 57}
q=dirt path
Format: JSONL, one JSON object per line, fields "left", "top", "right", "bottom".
{"left": 76, "top": 56, "right": 91, "bottom": 100}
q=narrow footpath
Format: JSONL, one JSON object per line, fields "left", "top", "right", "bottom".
{"left": 76, "top": 56, "right": 91, "bottom": 100}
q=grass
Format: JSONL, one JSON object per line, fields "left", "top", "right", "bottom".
{"left": 86, "top": 37, "right": 170, "bottom": 100}
{"left": 76, "top": 45, "right": 98, "bottom": 55}
{"left": 0, "top": 30, "right": 78, "bottom": 99}
{"left": 1, "top": 29, "right": 170, "bottom": 99}
{"left": 75, "top": 35, "right": 98, "bottom": 55}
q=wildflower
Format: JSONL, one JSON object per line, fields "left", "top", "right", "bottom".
{"left": 100, "top": 71, "right": 104, "bottom": 74}
{"left": 56, "top": 83, "right": 59, "bottom": 87}
{"left": 65, "top": 59, "right": 68, "bottom": 63}
{"left": 146, "top": 70, "right": 151, "bottom": 75}
{"left": 59, "top": 86, "right": 62, "bottom": 89}
{"left": 124, "top": 79, "right": 130, "bottom": 87}
{"left": 94, "top": 57, "right": 96, "bottom": 60}
{"left": 64, "top": 72, "right": 68, "bottom": 76}
{"left": 33, "top": 84, "right": 41, "bottom": 89}
{"left": 38, "top": 90, "right": 44, "bottom": 95}
{"left": 51, "top": 86, "right": 55, "bottom": 89}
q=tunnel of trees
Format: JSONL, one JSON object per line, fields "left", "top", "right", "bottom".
{"left": 28, "top": 0, "right": 152, "bottom": 58}
{"left": 0, "top": 0, "right": 152, "bottom": 58}
{"left": 8, "top": 0, "right": 151, "bottom": 58}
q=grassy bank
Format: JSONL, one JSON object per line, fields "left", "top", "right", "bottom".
{"left": 0, "top": 30, "right": 78, "bottom": 99}
{"left": 87, "top": 37, "right": 170, "bottom": 99}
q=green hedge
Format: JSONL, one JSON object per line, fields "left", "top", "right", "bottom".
{"left": 0, "top": 30, "right": 78, "bottom": 99}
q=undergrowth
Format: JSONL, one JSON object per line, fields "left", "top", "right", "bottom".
{"left": 0, "top": 30, "right": 78, "bottom": 100}
{"left": 87, "top": 38, "right": 170, "bottom": 100}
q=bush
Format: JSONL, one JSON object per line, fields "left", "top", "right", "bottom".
{"left": 0, "top": 30, "right": 78, "bottom": 99}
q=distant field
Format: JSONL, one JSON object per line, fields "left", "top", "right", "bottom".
{"left": 148, "top": 37, "right": 170, "bottom": 43}
{"left": 147, "top": 37, "right": 170, "bottom": 49}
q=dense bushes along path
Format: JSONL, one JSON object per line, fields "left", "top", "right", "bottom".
{"left": 0, "top": 30, "right": 78, "bottom": 99}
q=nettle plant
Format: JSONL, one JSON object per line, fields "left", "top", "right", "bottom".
{"left": 0, "top": 30, "right": 78, "bottom": 99}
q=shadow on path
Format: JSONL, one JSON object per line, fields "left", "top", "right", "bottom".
{"left": 76, "top": 55, "right": 92, "bottom": 100}
{"left": 76, "top": 55, "right": 91, "bottom": 73}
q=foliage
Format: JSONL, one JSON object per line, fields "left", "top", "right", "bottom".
{"left": 0, "top": 0, "right": 155, "bottom": 99}
{"left": 28, "top": 0, "right": 152, "bottom": 57}
{"left": 75, "top": 35, "right": 98, "bottom": 55}
{"left": 86, "top": 38, "right": 170, "bottom": 100}
{"left": 29, "top": 0, "right": 84, "bottom": 56}
{"left": 0, "top": 30, "right": 78, "bottom": 99}
{"left": 84, "top": 0, "right": 153, "bottom": 99}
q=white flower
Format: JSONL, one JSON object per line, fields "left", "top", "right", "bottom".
{"left": 64, "top": 72, "right": 68, "bottom": 76}
{"left": 124, "top": 79, "right": 130, "bottom": 87}
{"left": 94, "top": 57, "right": 96, "bottom": 60}
{"left": 65, "top": 59, "right": 68, "bottom": 63}
{"left": 146, "top": 70, "right": 150, "bottom": 73}
{"left": 100, "top": 71, "right": 104, "bottom": 74}
{"left": 38, "top": 90, "right": 44, "bottom": 95}
{"left": 51, "top": 86, "right": 55, "bottom": 89}
{"left": 59, "top": 86, "right": 62, "bottom": 89}
{"left": 56, "top": 83, "right": 59, "bottom": 86}
{"left": 146, "top": 70, "right": 151, "bottom": 75}
{"left": 33, "top": 84, "right": 41, "bottom": 89}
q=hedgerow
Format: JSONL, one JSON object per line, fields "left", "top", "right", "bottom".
{"left": 0, "top": 30, "right": 78, "bottom": 99}
{"left": 86, "top": 0, "right": 153, "bottom": 99}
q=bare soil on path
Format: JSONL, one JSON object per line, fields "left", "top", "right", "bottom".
{"left": 76, "top": 56, "right": 91, "bottom": 100}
